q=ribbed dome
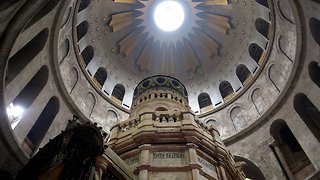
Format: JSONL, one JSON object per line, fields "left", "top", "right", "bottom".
{"left": 72, "top": 0, "right": 274, "bottom": 113}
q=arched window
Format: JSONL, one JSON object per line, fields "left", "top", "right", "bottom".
{"left": 255, "top": 18, "right": 269, "bottom": 39}
{"left": 81, "top": 46, "right": 94, "bottom": 66}
{"left": 249, "top": 43, "right": 264, "bottom": 64}
{"left": 6, "top": 28, "right": 48, "bottom": 85}
{"left": 270, "top": 120, "right": 315, "bottom": 179}
{"left": 7, "top": 66, "right": 49, "bottom": 129}
{"left": 83, "top": 92, "right": 96, "bottom": 117}
{"left": 103, "top": 110, "right": 118, "bottom": 127}
{"left": 294, "top": 93, "right": 320, "bottom": 142}
{"left": 236, "top": 64, "right": 252, "bottom": 84}
{"left": 12, "top": 66, "right": 49, "bottom": 110}
{"left": 309, "top": 18, "right": 320, "bottom": 46}
{"left": 309, "top": 61, "right": 320, "bottom": 88}
{"left": 76, "top": 21, "right": 89, "bottom": 41}
{"left": 198, "top": 92, "right": 212, "bottom": 109}
{"left": 205, "top": 119, "right": 217, "bottom": 128}
{"left": 219, "top": 81, "right": 234, "bottom": 99}
{"left": 255, "top": 0, "right": 269, "bottom": 8}
{"left": 22, "top": 0, "right": 61, "bottom": 31}
{"left": 112, "top": 84, "right": 125, "bottom": 102}
{"left": 93, "top": 67, "right": 107, "bottom": 88}
{"left": 78, "top": 0, "right": 91, "bottom": 13}
{"left": 25, "top": 97, "right": 59, "bottom": 155}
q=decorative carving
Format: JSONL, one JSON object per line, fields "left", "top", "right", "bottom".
{"left": 119, "top": 116, "right": 141, "bottom": 132}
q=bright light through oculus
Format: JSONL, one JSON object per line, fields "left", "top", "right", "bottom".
{"left": 154, "top": 1, "right": 185, "bottom": 32}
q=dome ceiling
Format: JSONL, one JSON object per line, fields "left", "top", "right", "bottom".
{"left": 110, "top": 0, "right": 230, "bottom": 74}
{"left": 73, "top": 0, "right": 273, "bottom": 112}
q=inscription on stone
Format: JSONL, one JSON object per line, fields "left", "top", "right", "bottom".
{"left": 197, "top": 156, "right": 215, "bottom": 171}
{"left": 153, "top": 152, "right": 184, "bottom": 159}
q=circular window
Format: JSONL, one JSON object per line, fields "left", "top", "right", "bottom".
{"left": 154, "top": 1, "right": 185, "bottom": 32}
{"left": 155, "top": 77, "right": 167, "bottom": 85}
{"left": 171, "top": 80, "right": 181, "bottom": 88}
{"left": 142, "top": 80, "right": 151, "bottom": 88}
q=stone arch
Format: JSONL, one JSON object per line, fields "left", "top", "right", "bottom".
{"left": 60, "top": 6, "right": 72, "bottom": 28}
{"left": 205, "top": 118, "right": 218, "bottom": 129}
{"left": 24, "top": 97, "right": 60, "bottom": 155}
{"left": 276, "top": 0, "right": 294, "bottom": 24}
{"left": 267, "top": 63, "right": 284, "bottom": 92}
{"left": 59, "top": 38, "right": 70, "bottom": 64}
{"left": 308, "top": 61, "right": 320, "bottom": 88}
{"left": 270, "top": 120, "right": 316, "bottom": 179}
{"left": 234, "top": 156, "right": 265, "bottom": 180}
{"left": 251, "top": 87, "right": 268, "bottom": 115}
{"left": 68, "top": 67, "right": 79, "bottom": 94}
{"left": 198, "top": 92, "right": 212, "bottom": 109}
{"left": 205, "top": 119, "right": 217, "bottom": 125}
{"left": 277, "top": 35, "right": 293, "bottom": 63}
{"left": 6, "top": 28, "right": 48, "bottom": 85}
{"left": 83, "top": 92, "right": 96, "bottom": 118}
{"left": 294, "top": 93, "right": 320, "bottom": 142}
{"left": 106, "top": 110, "right": 118, "bottom": 127}
{"left": 230, "top": 106, "right": 248, "bottom": 132}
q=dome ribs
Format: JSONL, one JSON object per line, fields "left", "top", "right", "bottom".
{"left": 136, "top": 38, "right": 155, "bottom": 72}
{"left": 119, "top": 27, "right": 144, "bottom": 56}
{"left": 110, "top": 11, "right": 142, "bottom": 32}
{"left": 177, "top": 39, "right": 200, "bottom": 72}
{"left": 200, "top": 13, "right": 230, "bottom": 34}
{"left": 191, "top": 28, "right": 220, "bottom": 59}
